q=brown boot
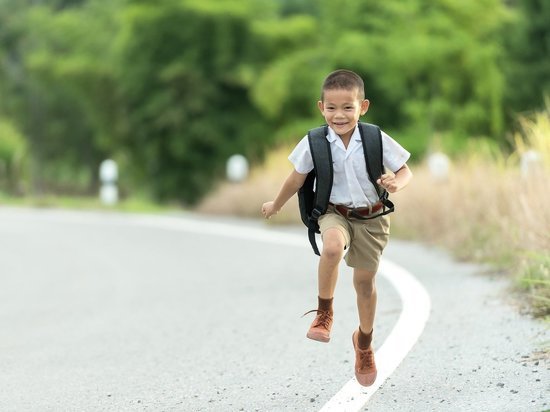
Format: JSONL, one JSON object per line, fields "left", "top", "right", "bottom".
{"left": 304, "top": 309, "right": 333, "bottom": 342}
{"left": 352, "top": 329, "right": 377, "bottom": 386}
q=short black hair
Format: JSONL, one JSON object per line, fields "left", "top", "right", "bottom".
{"left": 321, "top": 69, "right": 365, "bottom": 101}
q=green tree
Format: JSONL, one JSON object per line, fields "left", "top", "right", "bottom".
{"left": 0, "top": 0, "right": 535, "bottom": 203}
{"left": 0, "top": 117, "right": 27, "bottom": 194}
{"left": 504, "top": 0, "right": 550, "bottom": 114}
{"left": 116, "top": 0, "right": 275, "bottom": 204}
{"left": 253, "top": 0, "right": 510, "bottom": 148}
{"left": 0, "top": 0, "right": 125, "bottom": 194}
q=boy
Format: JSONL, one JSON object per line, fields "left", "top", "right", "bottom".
{"left": 261, "top": 69, "right": 412, "bottom": 386}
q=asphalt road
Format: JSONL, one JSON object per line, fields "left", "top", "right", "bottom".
{"left": 0, "top": 207, "right": 547, "bottom": 411}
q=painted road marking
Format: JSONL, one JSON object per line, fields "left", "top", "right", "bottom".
{"left": 1, "top": 209, "right": 431, "bottom": 410}
{"left": 126, "top": 214, "right": 432, "bottom": 411}
{"left": 319, "top": 259, "right": 431, "bottom": 411}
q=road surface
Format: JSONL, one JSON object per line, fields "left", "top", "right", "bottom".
{"left": 0, "top": 207, "right": 547, "bottom": 411}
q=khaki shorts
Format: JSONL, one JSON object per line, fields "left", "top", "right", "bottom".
{"left": 318, "top": 205, "right": 390, "bottom": 271}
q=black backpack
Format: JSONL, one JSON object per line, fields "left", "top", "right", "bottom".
{"left": 298, "top": 122, "right": 394, "bottom": 255}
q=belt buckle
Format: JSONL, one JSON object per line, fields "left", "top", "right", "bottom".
{"left": 360, "top": 205, "right": 371, "bottom": 217}
{"left": 355, "top": 204, "right": 373, "bottom": 218}
{"left": 340, "top": 206, "right": 350, "bottom": 218}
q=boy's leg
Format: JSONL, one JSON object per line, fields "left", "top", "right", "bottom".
{"left": 306, "top": 227, "right": 346, "bottom": 342}
{"left": 343, "top": 215, "right": 389, "bottom": 386}
{"left": 318, "top": 227, "right": 347, "bottom": 299}
{"left": 353, "top": 268, "right": 377, "bottom": 334}
{"left": 352, "top": 267, "right": 378, "bottom": 386}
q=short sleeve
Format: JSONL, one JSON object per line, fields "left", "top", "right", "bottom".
{"left": 288, "top": 135, "right": 314, "bottom": 174}
{"left": 381, "top": 131, "right": 411, "bottom": 173}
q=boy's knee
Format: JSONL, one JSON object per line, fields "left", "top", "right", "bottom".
{"left": 322, "top": 244, "right": 343, "bottom": 262}
{"left": 354, "top": 270, "right": 376, "bottom": 296}
{"left": 355, "top": 279, "right": 375, "bottom": 297}
{"left": 321, "top": 230, "right": 346, "bottom": 262}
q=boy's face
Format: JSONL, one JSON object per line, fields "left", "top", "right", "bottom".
{"left": 318, "top": 88, "right": 369, "bottom": 140}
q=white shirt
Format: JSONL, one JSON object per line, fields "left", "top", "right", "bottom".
{"left": 288, "top": 125, "right": 410, "bottom": 207}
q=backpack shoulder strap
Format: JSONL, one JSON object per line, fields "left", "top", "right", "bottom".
{"left": 307, "top": 125, "right": 332, "bottom": 219}
{"left": 358, "top": 122, "right": 395, "bottom": 214}
{"left": 358, "top": 122, "right": 384, "bottom": 195}
{"left": 306, "top": 125, "right": 332, "bottom": 255}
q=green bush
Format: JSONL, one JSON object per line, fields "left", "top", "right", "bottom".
{"left": 0, "top": 118, "right": 27, "bottom": 194}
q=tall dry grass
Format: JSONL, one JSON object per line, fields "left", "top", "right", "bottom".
{"left": 392, "top": 111, "right": 550, "bottom": 261}
{"left": 391, "top": 155, "right": 549, "bottom": 317}
{"left": 197, "top": 146, "right": 302, "bottom": 224}
{"left": 197, "top": 110, "right": 550, "bottom": 317}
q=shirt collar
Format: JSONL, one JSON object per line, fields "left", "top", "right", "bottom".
{"left": 326, "top": 127, "right": 337, "bottom": 142}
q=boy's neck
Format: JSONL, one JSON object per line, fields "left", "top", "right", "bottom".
{"left": 335, "top": 126, "right": 356, "bottom": 148}
{"left": 338, "top": 134, "right": 352, "bottom": 149}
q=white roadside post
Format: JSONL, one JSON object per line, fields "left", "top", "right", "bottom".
{"left": 226, "top": 154, "right": 249, "bottom": 183}
{"left": 99, "top": 159, "right": 118, "bottom": 206}
{"left": 427, "top": 152, "right": 450, "bottom": 182}
{"left": 520, "top": 150, "right": 543, "bottom": 178}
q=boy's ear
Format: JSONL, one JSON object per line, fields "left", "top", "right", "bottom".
{"left": 317, "top": 100, "right": 324, "bottom": 113}
{"left": 361, "top": 99, "right": 370, "bottom": 115}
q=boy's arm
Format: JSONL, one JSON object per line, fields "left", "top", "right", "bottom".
{"left": 377, "top": 164, "right": 413, "bottom": 193}
{"left": 262, "top": 170, "right": 308, "bottom": 219}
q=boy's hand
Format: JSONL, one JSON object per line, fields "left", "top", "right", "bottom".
{"left": 376, "top": 165, "right": 413, "bottom": 193}
{"left": 261, "top": 170, "right": 307, "bottom": 220}
{"left": 261, "top": 201, "right": 279, "bottom": 219}
{"left": 376, "top": 174, "right": 399, "bottom": 193}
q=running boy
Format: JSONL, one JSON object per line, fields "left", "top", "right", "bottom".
{"left": 261, "top": 69, "right": 412, "bottom": 386}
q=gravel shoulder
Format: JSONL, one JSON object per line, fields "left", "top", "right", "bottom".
{"left": 367, "top": 240, "right": 549, "bottom": 412}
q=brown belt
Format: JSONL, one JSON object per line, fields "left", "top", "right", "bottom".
{"left": 330, "top": 202, "right": 383, "bottom": 219}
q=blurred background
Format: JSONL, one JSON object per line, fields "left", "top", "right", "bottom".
{"left": 0, "top": 0, "right": 548, "bottom": 316}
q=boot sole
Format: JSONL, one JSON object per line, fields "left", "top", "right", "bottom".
{"left": 306, "top": 331, "right": 330, "bottom": 343}
{"left": 352, "top": 332, "right": 377, "bottom": 386}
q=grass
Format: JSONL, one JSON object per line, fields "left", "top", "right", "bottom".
{"left": 197, "top": 109, "right": 550, "bottom": 319}
{"left": 197, "top": 146, "right": 302, "bottom": 225}
{"left": 389, "top": 158, "right": 549, "bottom": 318}
{"left": 0, "top": 192, "right": 180, "bottom": 214}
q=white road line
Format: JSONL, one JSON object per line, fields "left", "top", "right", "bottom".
{"left": 1, "top": 209, "right": 431, "bottom": 410}
{"left": 130, "top": 214, "right": 308, "bottom": 248}
{"left": 129, "top": 215, "right": 431, "bottom": 411}
{"left": 319, "top": 260, "right": 431, "bottom": 411}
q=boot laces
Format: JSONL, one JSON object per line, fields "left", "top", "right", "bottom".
{"left": 302, "top": 309, "right": 332, "bottom": 329}
{"left": 358, "top": 347, "right": 374, "bottom": 369}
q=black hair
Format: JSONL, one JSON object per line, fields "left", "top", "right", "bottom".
{"left": 321, "top": 69, "right": 365, "bottom": 101}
